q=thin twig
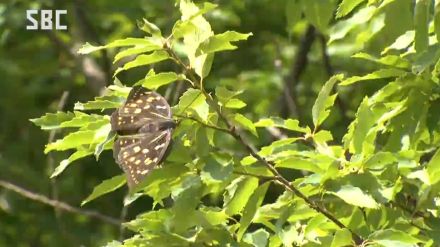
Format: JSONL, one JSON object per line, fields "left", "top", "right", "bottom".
{"left": 0, "top": 179, "right": 121, "bottom": 226}
{"left": 165, "top": 45, "right": 364, "bottom": 244}
{"left": 175, "top": 114, "right": 230, "bottom": 134}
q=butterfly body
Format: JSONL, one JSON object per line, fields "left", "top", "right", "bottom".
{"left": 111, "top": 86, "right": 174, "bottom": 188}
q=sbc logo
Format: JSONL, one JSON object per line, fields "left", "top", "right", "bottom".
{"left": 26, "top": 10, "right": 67, "bottom": 30}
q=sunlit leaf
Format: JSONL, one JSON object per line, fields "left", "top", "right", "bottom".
{"left": 82, "top": 174, "right": 126, "bottom": 205}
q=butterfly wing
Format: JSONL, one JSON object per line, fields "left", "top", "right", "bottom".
{"left": 113, "top": 130, "right": 172, "bottom": 188}
{"left": 111, "top": 86, "right": 173, "bottom": 188}
{"left": 111, "top": 86, "right": 171, "bottom": 133}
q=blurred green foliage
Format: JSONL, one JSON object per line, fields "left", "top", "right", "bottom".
{"left": 2, "top": 0, "right": 440, "bottom": 246}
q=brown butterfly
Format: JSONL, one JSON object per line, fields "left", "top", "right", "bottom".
{"left": 111, "top": 86, "right": 175, "bottom": 188}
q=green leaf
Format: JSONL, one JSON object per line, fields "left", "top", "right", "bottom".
{"left": 44, "top": 130, "right": 95, "bottom": 153}
{"left": 312, "top": 74, "right": 343, "bottom": 127}
{"left": 331, "top": 185, "right": 379, "bottom": 208}
{"left": 30, "top": 111, "right": 75, "bottom": 130}
{"left": 81, "top": 174, "right": 126, "bottom": 205}
{"left": 74, "top": 95, "right": 123, "bottom": 110}
{"left": 78, "top": 38, "right": 162, "bottom": 54}
{"left": 243, "top": 229, "right": 270, "bottom": 247}
{"left": 45, "top": 123, "right": 111, "bottom": 153}
{"left": 382, "top": 31, "right": 415, "bottom": 54}
{"left": 177, "top": 88, "right": 209, "bottom": 122}
{"left": 435, "top": 1, "right": 440, "bottom": 43}
{"left": 215, "top": 87, "right": 242, "bottom": 102}
{"left": 223, "top": 176, "right": 259, "bottom": 216}
{"left": 352, "top": 52, "right": 410, "bottom": 69}
{"left": 94, "top": 130, "right": 115, "bottom": 160}
{"left": 114, "top": 46, "right": 161, "bottom": 63}
{"left": 137, "top": 18, "right": 162, "bottom": 37}
{"left": 233, "top": 113, "right": 257, "bottom": 136}
{"left": 58, "top": 112, "right": 105, "bottom": 128}
{"left": 427, "top": 148, "right": 440, "bottom": 185}
{"left": 286, "top": 0, "right": 302, "bottom": 33}
{"left": 114, "top": 50, "right": 169, "bottom": 76}
{"left": 369, "top": 229, "right": 422, "bottom": 247}
{"left": 302, "top": 0, "right": 336, "bottom": 32}
{"left": 50, "top": 149, "right": 94, "bottom": 178}
{"left": 414, "top": 0, "right": 430, "bottom": 53}
{"left": 336, "top": 0, "right": 365, "bottom": 18}
{"left": 137, "top": 72, "right": 182, "bottom": 90}
{"left": 254, "top": 117, "right": 309, "bottom": 133}
{"left": 195, "top": 52, "right": 214, "bottom": 79}
{"left": 225, "top": 98, "right": 247, "bottom": 109}
{"left": 237, "top": 182, "right": 269, "bottom": 240}
{"left": 339, "top": 69, "right": 405, "bottom": 86}
{"left": 275, "top": 157, "right": 322, "bottom": 174}
{"left": 331, "top": 229, "right": 353, "bottom": 247}
{"left": 196, "top": 31, "right": 252, "bottom": 56}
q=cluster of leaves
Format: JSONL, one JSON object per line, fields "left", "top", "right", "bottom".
{"left": 31, "top": 0, "right": 440, "bottom": 246}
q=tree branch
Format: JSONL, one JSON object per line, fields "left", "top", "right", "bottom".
{"left": 0, "top": 179, "right": 121, "bottom": 226}
{"left": 165, "top": 46, "right": 364, "bottom": 244}
{"left": 281, "top": 25, "right": 316, "bottom": 119}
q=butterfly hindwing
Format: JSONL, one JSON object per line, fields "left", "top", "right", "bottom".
{"left": 111, "top": 86, "right": 174, "bottom": 188}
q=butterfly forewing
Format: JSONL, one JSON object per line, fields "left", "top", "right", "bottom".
{"left": 111, "top": 87, "right": 171, "bottom": 132}
{"left": 111, "top": 86, "right": 173, "bottom": 188}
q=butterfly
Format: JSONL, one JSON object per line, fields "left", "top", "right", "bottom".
{"left": 110, "top": 86, "right": 175, "bottom": 189}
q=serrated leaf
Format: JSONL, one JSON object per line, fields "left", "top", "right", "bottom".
{"left": 82, "top": 174, "right": 126, "bottom": 205}
{"left": 78, "top": 38, "right": 162, "bottom": 54}
{"left": 234, "top": 113, "right": 257, "bottom": 136}
{"left": 114, "top": 46, "right": 160, "bottom": 63}
{"left": 30, "top": 111, "right": 75, "bottom": 130}
{"left": 336, "top": 0, "right": 365, "bottom": 18}
{"left": 312, "top": 74, "right": 343, "bottom": 127}
{"left": 59, "top": 112, "right": 104, "bottom": 128}
{"left": 339, "top": 69, "right": 405, "bottom": 86}
{"left": 114, "top": 50, "right": 169, "bottom": 76}
{"left": 237, "top": 183, "right": 269, "bottom": 240}
{"left": 137, "top": 72, "right": 182, "bottom": 90}
{"left": 331, "top": 185, "right": 379, "bottom": 208}
{"left": 177, "top": 88, "right": 209, "bottom": 122}
{"left": 254, "top": 117, "right": 309, "bottom": 133}
{"left": 50, "top": 149, "right": 94, "bottom": 178}
{"left": 352, "top": 52, "right": 410, "bottom": 69}
{"left": 45, "top": 123, "right": 111, "bottom": 153}
{"left": 45, "top": 130, "right": 96, "bottom": 153}
{"left": 223, "top": 176, "right": 259, "bottom": 216}
{"left": 74, "top": 95, "right": 123, "bottom": 110}
{"left": 196, "top": 31, "right": 252, "bottom": 56}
